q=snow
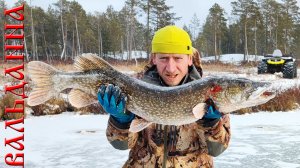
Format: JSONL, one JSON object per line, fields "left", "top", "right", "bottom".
{"left": 0, "top": 113, "right": 127, "bottom": 168}
{"left": 106, "top": 50, "right": 148, "bottom": 60}
{"left": 0, "top": 111, "right": 300, "bottom": 167}
{"left": 202, "top": 54, "right": 264, "bottom": 65}
{"left": 215, "top": 111, "right": 300, "bottom": 167}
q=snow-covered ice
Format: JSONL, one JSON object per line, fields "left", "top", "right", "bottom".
{"left": 215, "top": 111, "right": 300, "bottom": 168}
{"left": 0, "top": 111, "right": 300, "bottom": 168}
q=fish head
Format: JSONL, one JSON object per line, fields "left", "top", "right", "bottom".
{"left": 207, "top": 77, "right": 276, "bottom": 113}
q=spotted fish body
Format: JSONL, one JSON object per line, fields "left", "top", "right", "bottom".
{"left": 28, "top": 54, "right": 275, "bottom": 130}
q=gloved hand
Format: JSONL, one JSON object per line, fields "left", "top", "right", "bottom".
{"left": 204, "top": 98, "right": 222, "bottom": 119}
{"left": 97, "top": 84, "right": 135, "bottom": 124}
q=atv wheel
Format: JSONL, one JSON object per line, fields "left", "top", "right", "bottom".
{"left": 282, "top": 62, "right": 296, "bottom": 79}
{"left": 258, "top": 61, "right": 268, "bottom": 74}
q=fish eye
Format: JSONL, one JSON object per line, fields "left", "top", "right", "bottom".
{"left": 238, "top": 82, "right": 246, "bottom": 88}
{"left": 242, "top": 83, "right": 250, "bottom": 88}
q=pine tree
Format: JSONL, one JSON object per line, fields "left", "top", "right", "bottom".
{"left": 45, "top": 6, "right": 61, "bottom": 60}
{"left": 232, "top": 0, "right": 260, "bottom": 61}
{"left": 227, "top": 22, "right": 243, "bottom": 54}
{"left": 189, "top": 13, "right": 201, "bottom": 42}
{"left": 294, "top": 23, "right": 300, "bottom": 58}
{"left": 245, "top": 1, "right": 263, "bottom": 59}
{"left": 258, "top": 0, "right": 283, "bottom": 53}
{"left": 105, "top": 6, "right": 122, "bottom": 57}
{"left": 123, "top": 0, "right": 139, "bottom": 60}
{"left": 281, "top": 0, "right": 300, "bottom": 53}
{"left": 202, "top": 3, "right": 227, "bottom": 60}
{"left": 139, "top": 0, "right": 179, "bottom": 58}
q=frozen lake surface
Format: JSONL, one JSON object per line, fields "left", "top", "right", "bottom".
{"left": 1, "top": 111, "right": 300, "bottom": 168}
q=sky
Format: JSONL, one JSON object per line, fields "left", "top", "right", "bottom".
{"left": 6, "top": 0, "right": 300, "bottom": 28}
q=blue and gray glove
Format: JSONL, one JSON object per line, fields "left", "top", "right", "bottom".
{"left": 204, "top": 98, "right": 222, "bottom": 119}
{"left": 97, "top": 84, "right": 135, "bottom": 124}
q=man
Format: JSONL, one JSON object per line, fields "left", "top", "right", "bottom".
{"left": 97, "top": 25, "right": 231, "bottom": 168}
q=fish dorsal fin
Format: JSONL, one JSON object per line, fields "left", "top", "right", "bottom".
{"left": 74, "top": 53, "right": 115, "bottom": 71}
{"left": 68, "top": 89, "right": 98, "bottom": 108}
{"left": 129, "top": 118, "right": 152, "bottom": 133}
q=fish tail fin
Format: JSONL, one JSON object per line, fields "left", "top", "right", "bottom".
{"left": 27, "top": 61, "right": 59, "bottom": 106}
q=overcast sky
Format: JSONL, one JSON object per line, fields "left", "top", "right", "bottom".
{"left": 6, "top": 0, "right": 300, "bottom": 27}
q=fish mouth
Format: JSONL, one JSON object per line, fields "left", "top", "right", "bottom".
{"left": 248, "top": 85, "right": 276, "bottom": 102}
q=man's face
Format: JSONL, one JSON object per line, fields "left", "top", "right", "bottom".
{"left": 152, "top": 53, "right": 193, "bottom": 86}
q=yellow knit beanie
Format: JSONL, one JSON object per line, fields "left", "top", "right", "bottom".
{"left": 152, "top": 25, "right": 192, "bottom": 55}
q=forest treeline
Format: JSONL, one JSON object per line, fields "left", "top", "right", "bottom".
{"left": 1, "top": 0, "right": 300, "bottom": 62}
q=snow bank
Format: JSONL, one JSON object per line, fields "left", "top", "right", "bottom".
{"left": 202, "top": 54, "right": 264, "bottom": 65}
{"left": 105, "top": 50, "right": 148, "bottom": 60}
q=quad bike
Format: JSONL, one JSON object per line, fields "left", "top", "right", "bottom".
{"left": 258, "top": 49, "right": 297, "bottom": 79}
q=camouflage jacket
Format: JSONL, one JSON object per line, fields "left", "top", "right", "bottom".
{"left": 106, "top": 65, "right": 231, "bottom": 168}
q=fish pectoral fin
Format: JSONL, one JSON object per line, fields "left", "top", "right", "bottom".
{"left": 129, "top": 118, "right": 152, "bottom": 133}
{"left": 192, "top": 103, "right": 206, "bottom": 119}
{"left": 68, "top": 89, "right": 98, "bottom": 108}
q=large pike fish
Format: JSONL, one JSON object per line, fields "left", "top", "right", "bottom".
{"left": 28, "top": 54, "right": 275, "bottom": 132}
